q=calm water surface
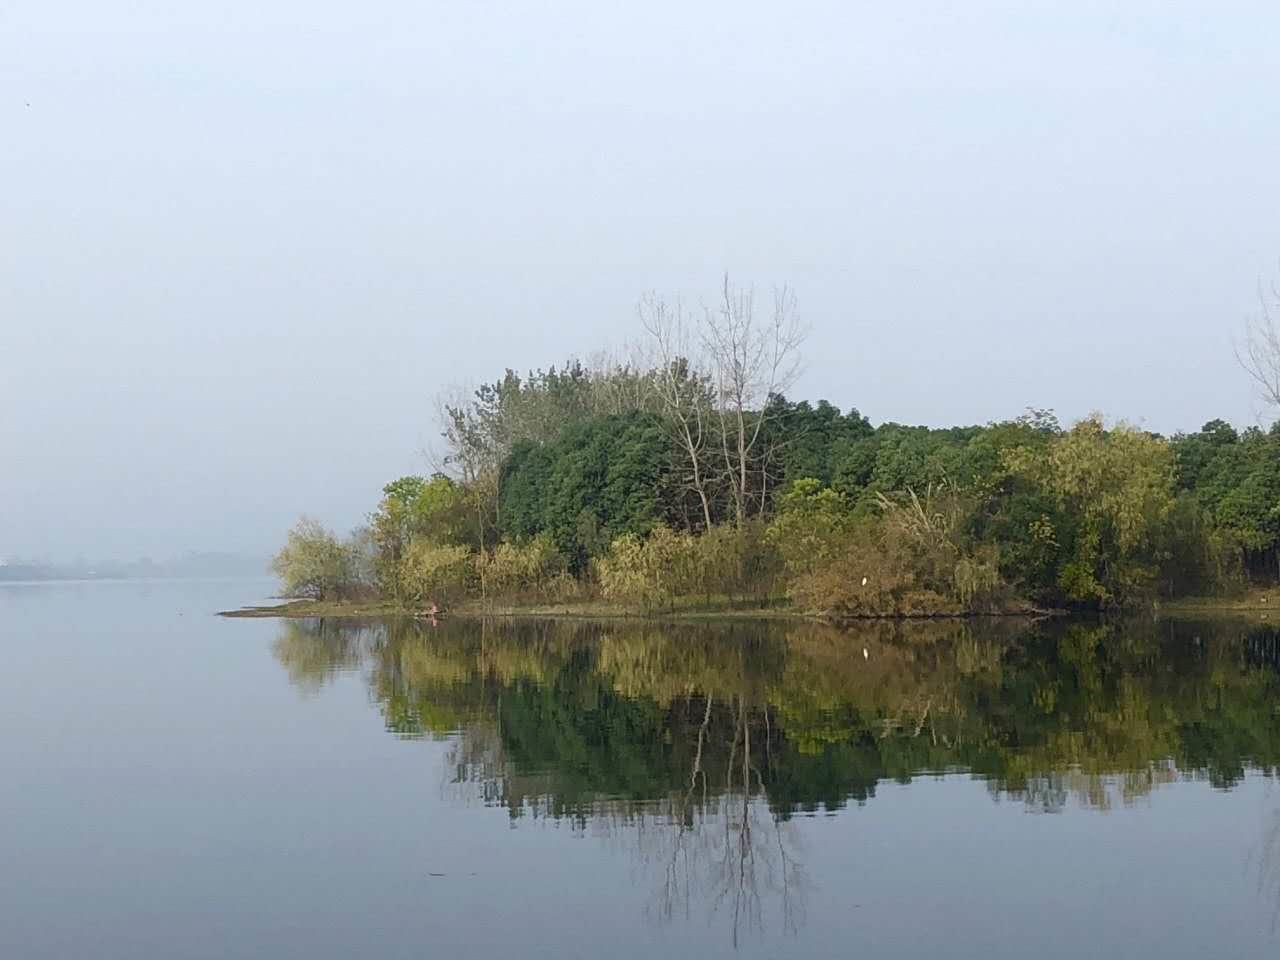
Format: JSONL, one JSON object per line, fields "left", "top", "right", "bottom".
{"left": 4, "top": 579, "right": 1280, "bottom": 958}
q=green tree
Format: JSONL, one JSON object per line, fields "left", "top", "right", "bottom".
{"left": 499, "top": 411, "right": 668, "bottom": 570}
{"left": 1174, "top": 422, "right": 1280, "bottom": 578}
{"left": 271, "top": 517, "right": 358, "bottom": 600}
{"left": 370, "top": 474, "right": 471, "bottom": 597}
{"left": 1007, "top": 416, "right": 1175, "bottom": 606}
{"left": 766, "top": 478, "right": 855, "bottom": 578}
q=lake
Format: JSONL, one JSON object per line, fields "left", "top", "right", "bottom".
{"left": 3, "top": 578, "right": 1280, "bottom": 958}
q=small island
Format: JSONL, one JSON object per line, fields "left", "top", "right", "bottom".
{"left": 227, "top": 282, "right": 1280, "bottom": 624}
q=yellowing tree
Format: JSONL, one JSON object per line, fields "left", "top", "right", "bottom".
{"left": 271, "top": 517, "right": 357, "bottom": 600}
{"left": 399, "top": 542, "right": 473, "bottom": 606}
{"left": 1007, "top": 415, "right": 1175, "bottom": 605}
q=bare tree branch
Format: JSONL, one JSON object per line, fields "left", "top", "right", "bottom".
{"left": 700, "top": 274, "right": 807, "bottom": 527}
{"left": 637, "top": 293, "right": 717, "bottom": 530}
{"left": 1237, "top": 269, "right": 1280, "bottom": 415}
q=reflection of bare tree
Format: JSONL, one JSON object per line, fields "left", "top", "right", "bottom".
{"left": 1254, "top": 789, "right": 1280, "bottom": 933}
{"left": 616, "top": 694, "right": 808, "bottom": 949}
{"left": 720, "top": 697, "right": 761, "bottom": 946}
{"left": 652, "top": 693, "right": 712, "bottom": 926}
{"left": 444, "top": 722, "right": 508, "bottom": 807}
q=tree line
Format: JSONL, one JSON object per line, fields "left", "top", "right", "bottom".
{"left": 273, "top": 277, "right": 1280, "bottom": 616}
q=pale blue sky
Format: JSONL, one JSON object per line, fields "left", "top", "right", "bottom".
{"left": 3, "top": 1, "right": 1279, "bottom": 558}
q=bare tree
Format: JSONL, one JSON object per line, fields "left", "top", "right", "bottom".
{"left": 1237, "top": 271, "right": 1280, "bottom": 413}
{"left": 701, "top": 276, "right": 807, "bottom": 527}
{"left": 638, "top": 293, "right": 717, "bottom": 530}
{"left": 584, "top": 348, "right": 654, "bottom": 418}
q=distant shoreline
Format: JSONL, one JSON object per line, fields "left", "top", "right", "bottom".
{"left": 1, "top": 574, "right": 273, "bottom": 586}
{"left": 0, "top": 552, "right": 269, "bottom": 584}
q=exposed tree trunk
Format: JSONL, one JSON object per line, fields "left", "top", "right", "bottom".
{"left": 1238, "top": 274, "right": 1280, "bottom": 412}
{"left": 637, "top": 293, "right": 716, "bottom": 531}
{"left": 701, "top": 275, "right": 806, "bottom": 529}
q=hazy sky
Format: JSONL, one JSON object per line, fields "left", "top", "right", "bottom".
{"left": 4, "top": 1, "right": 1280, "bottom": 560}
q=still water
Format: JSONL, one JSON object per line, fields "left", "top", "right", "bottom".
{"left": 4, "top": 579, "right": 1280, "bottom": 958}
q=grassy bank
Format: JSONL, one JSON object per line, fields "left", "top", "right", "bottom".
{"left": 1157, "top": 587, "right": 1280, "bottom": 617}
{"left": 219, "top": 597, "right": 806, "bottom": 621}
{"left": 218, "top": 595, "right": 1046, "bottom": 622}
{"left": 219, "top": 599, "right": 412, "bottom": 619}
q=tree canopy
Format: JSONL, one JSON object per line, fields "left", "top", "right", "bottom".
{"left": 272, "top": 279, "right": 1280, "bottom": 613}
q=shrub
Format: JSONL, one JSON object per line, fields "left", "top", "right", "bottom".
{"left": 786, "top": 519, "right": 924, "bottom": 617}
{"left": 766, "top": 479, "right": 855, "bottom": 578}
{"left": 595, "top": 532, "right": 649, "bottom": 605}
{"left": 690, "top": 521, "right": 783, "bottom": 604}
{"left": 594, "top": 523, "right": 782, "bottom": 610}
{"left": 596, "top": 526, "right": 700, "bottom": 611}
{"left": 399, "top": 542, "right": 474, "bottom": 606}
{"left": 544, "top": 571, "right": 586, "bottom": 603}
{"left": 475, "top": 535, "right": 570, "bottom": 600}
{"left": 271, "top": 517, "right": 360, "bottom": 600}
{"left": 785, "top": 485, "right": 1013, "bottom": 618}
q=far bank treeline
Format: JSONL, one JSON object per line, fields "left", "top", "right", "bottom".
{"left": 272, "top": 283, "right": 1280, "bottom": 617}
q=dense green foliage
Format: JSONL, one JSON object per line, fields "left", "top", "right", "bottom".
{"left": 275, "top": 330, "right": 1280, "bottom": 613}
{"left": 498, "top": 411, "right": 669, "bottom": 572}
{"left": 1173, "top": 419, "right": 1280, "bottom": 577}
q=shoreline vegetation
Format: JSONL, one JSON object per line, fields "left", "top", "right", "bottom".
{"left": 1158, "top": 586, "right": 1280, "bottom": 616}
{"left": 220, "top": 588, "right": 1278, "bottom": 622}
{"left": 218, "top": 596, "right": 1054, "bottom": 622}
{"left": 261, "top": 279, "right": 1280, "bottom": 625}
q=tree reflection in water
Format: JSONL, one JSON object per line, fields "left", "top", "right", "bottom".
{"left": 273, "top": 614, "right": 1280, "bottom": 944}
{"left": 613, "top": 693, "right": 807, "bottom": 947}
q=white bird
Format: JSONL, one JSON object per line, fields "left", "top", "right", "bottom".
{"left": 862, "top": 648, "right": 869, "bottom": 660}
{"left": 861, "top": 576, "right": 868, "bottom": 587}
